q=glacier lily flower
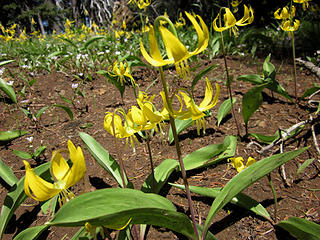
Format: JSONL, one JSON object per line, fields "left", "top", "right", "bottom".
{"left": 228, "top": 156, "right": 256, "bottom": 172}
{"left": 274, "top": 5, "right": 296, "bottom": 20}
{"left": 213, "top": 5, "right": 254, "bottom": 36}
{"left": 140, "top": 12, "right": 209, "bottom": 79}
{"left": 23, "top": 140, "right": 86, "bottom": 205}
{"left": 179, "top": 78, "right": 220, "bottom": 135}
{"left": 281, "top": 19, "right": 300, "bottom": 37}
{"left": 108, "top": 60, "right": 135, "bottom": 86}
{"left": 293, "top": 0, "right": 311, "bottom": 10}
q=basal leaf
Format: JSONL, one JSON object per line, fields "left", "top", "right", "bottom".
{"left": 202, "top": 147, "right": 309, "bottom": 237}
{"left": 53, "top": 104, "right": 74, "bottom": 121}
{"left": 141, "top": 158, "right": 179, "bottom": 193}
{"left": 249, "top": 132, "right": 280, "bottom": 144}
{"left": 170, "top": 184, "right": 271, "bottom": 221}
{"left": 217, "top": 98, "right": 236, "bottom": 126}
{"left": 79, "top": 132, "right": 128, "bottom": 188}
{"left": 191, "top": 64, "right": 219, "bottom": 93}
{"left": 183, "top": 135, "right": 237, "bottom": 171}
{"left": 0, "top": 130, "right": 28, "bottom": 144}
{"left": 296, "top": 158, "right": 315, "bottom": 176}
{"left": 13, "top": 225, "right": 49, "bottom": 240}
{"left": 237, "top": 74, "right": 264, "bottom": 85}
{"left": 277, "top": 217, "right": 320, "bottom": 240}
{"left": 0, "top": 78, "right": 17, "bottom": 103}
{"left": 242, "top": 84, "right": 265, "bottom": 125}
{"left": 12, "top": 149, "right": 32, "bottom": 159}
{"left": 0, "top": 157, "right": 18, "bottom": 187}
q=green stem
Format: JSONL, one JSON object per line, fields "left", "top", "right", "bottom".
{"left": 146, "top": 131, "right": 156, "bottom": 192}
{"left": 267, "top": 173, "right": 278, "bottom": 222}
{"left": 159, "top": 67, "right": 200, "bottom": 240}
{"left": 220, "top": 32, "right": 241, "bottom": 137}
{"left": 292, "top": 32, "right": 297, "bottom": 104}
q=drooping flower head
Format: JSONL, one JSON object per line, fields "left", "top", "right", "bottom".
{"left": 293, "top": 0, "right": 311, "bottom": 11}
{"left": 213, "top": 5, "right": 254, "bottom": 36}
{"left": 108, "top": 60, "right": 135, "bottom": 86}
{"left": 140, "top": 12, "right": 209, "bottom": 79}
{"left": 23, "top": 140, "right": 86, "bottom": 206}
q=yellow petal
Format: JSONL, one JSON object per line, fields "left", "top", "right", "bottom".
{"left": 130, "top": 106, "right": 147, "bottom": 126}
{"left": 246, "top": 157, "right": 256, "bottom": 168}
{"left": 159, "top": 26, "right": 190, "bottom": 63}
{"left": 229, "top": 157, "right": 245, "bottom": 172}
{"left": 236, "top": 5, "right": 254, "bottom": 26}
{"left": 51, "top": 151, "right": 70, "bottom": 182}
{"left": 65, "top": 140, "right": 86, "bottom": 188}
{"left": 23, "top": 160, "right": 60, "bottom": 201}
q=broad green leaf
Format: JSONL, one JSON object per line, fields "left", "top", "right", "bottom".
{"left": 96, "top": 70, "right": 108, "bottom": 75}
{"left": 300, "top": 85, "right": 320, "bottom": 100}
{"left": 170, "top": 184, "right": 271, "bottom": 221}
{"left": 20, "top": 107, "right": 32, "bottom": 119}
{"left": 191, "top": 64, "right": 219, "bottom": 93}
{"left": 202, "top": 147, "right": 309, "bottom": 237}
{"left": 0, "top": 157, "right": 18, "bottom": 187}
{"left": 266, "top": 81, "right": 292, "bottom": 101}
{"left": 48, "top": 50, "right": 65, "bottom": 59}
{"left": 35, "top": 106, "right": 49, "bottom": 119}
{"left": 82, "top": 36, "right": 105, "bottom": 49}
{"left": 12, "top": 149, "right": 32, "bottom": 159}
{"left": 141, "top": 158, "right": 179, "bottom": 193}
{"left": 79, "top": 132, "right": 128, "bottom": 188}
{"left": 13, "top": 225, "right": 49, "bottom": 240}
{"left": 217, "top": 98, "right": 236, "bottom": 126}
{"left": 47, "top": 188, "right": 197, "bottom": 239}
{"left": 0, "top": 60, "right": 15, "bottom": 67}
{"left": 70, "top": 227, "right": 88, "bottom": 240}
{"left": 262, "top": 55, "right": 276, "bottom": 80}
{"left": 0, "top": 78, "right": 17, "bottom": 103}
{"left": 53, "top": 104, "right": 74, "bottom": 121}
{"left": 249, "top": 132, "right": 280, "bottom": 144}
{"left": 242, "top": 84, "right": 265, "bottom": 125}
{"left": 0, "top": 130, "right": 28, "bottom": 143}
{"left": 40, "top": 195, "right": 58, "bottom": 215}
{"left": 33, "top": 146, "right": 47, "bottom": 159}
{"left": 296, "top": 158, "right": 315, "bottom": 176}
{"left": 168, "top": 118, "right": 193, "bottom": 144}
{"left": 237, "top": 74, "right": 264, "bottom": 85}
{"left": 0, "top": 162, "right": 51, "bottom": 238}
{"left": 183, "top": 135, "right": 237, "bottom": 171}
{"left": 277, "top": 217, "right": 320, "bottom": 240}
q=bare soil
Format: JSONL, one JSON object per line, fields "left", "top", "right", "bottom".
{"left": 1, "top": 56, "right": 319, "bottom": 240}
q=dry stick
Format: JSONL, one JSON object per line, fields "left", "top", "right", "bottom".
{"left": 310, "top": 115, "right": 320, "bottom": 158}
{"left": 220, "top": 32, "right": 241, "bottom": 137}
{"left": 279, "top": 136, "right": 290, "bottom": 187}
{"left": 159, "top": 67, "right": 200, "bottom": 240}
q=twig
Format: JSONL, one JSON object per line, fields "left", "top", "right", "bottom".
{"left": 295, "top": 58, "right": 320, "bottom": 79}
{"left": 310, "top": 115, "right": 320, "bottom": 159}
{"left": 279, "top": 133, "right": 291, "bottom": 187}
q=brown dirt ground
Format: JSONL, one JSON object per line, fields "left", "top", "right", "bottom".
{"left": 0, "top": 56, "right": 319, "bottom": 240}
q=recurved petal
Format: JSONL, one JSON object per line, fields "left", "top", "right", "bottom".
{"left": 65, "top": 140, "right": 86, "bottom": 189}
{"left": 236, "top": 5, "right": 254, "bottom": 26}
{"left": 159, "top": 26, "right": 190, "bottom": 63}
{"left": 229, "top": 157, "right": 245, "bottom": 172}
{"left": 51, "top": 151, "right": 70, "bottom": 182}
{"left": 185, "top": 12, "right": 209, "bottom": 55}
{"left": 246, "top": 157, "right": 256, "bottom": 167}
{"left": 23, "top": 160, "right": 60, "bottom": 201}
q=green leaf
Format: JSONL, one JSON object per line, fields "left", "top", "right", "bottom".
{"left": 0, "top": 78, "right": 17, "bottom": 103}
{"left": 47, "top": 188, "right": 198, "bottom": 239}
{"left": 13, "top": 225, "right": 49, "bottom": 240}
{"left": 183, "top": 135, "right": 237, "bottom": 171}
{"left": 266, "top": 81, "right": 293, "bottom": 102}
{"left": 40, "top": 195, "right": 58, "bottom": 215}
{"left": 296, "top": 158, "right": 315, "bottom": 176}
{"left": 79, "top": 132, "right": 128, "bottom": 188}
{"left": 0, "top": 157, "right": 18, "bottom": 187}
{"left": 35, "top": 106, "right": 49, "bottom": 119}
{"left": 300, "top": 85, "right": 320, "bottom": 100}
{"left": 69, "top": 227, "right": 87, "bottom": 240}
{"left": 0, "top": 60, "right": 15, "bottom": 67}
{"left": 141, "top": 158, "right": 179, "bottom": 193}
{"left": 249, "top": 132, "right": 280, "bottom": 144}
{"left": 20, "top": 107, "right": 33, "bottom": 119}
{"left": 262, "top": 55, "right": 276, "bottom": 80}
{"left": 82, "top": 36, "right": 105, "bottom": 50}
{"left": 12, "top": 149, "right": 32, "bottom": 159}
{"left": 33, "top": 146, "right": 47, "bottom": 159}
{"left": 53, "top": 104, "right": 74, "bottom": 121}
{"left": 0, "top": 162, "right": 51, "bottom": 238}
{"left": 202, "top": 147, "right": 309, "bottom": 237}
{"left": 277, "top": 217, "right": 320, "bottom": 240}
{"left": 242, "top": 84, "right": 265, "bottom": 125}
{"left": 191, "top": 64, "right": 219, "bottom": 93}
{"left": 217, "top": 98, "right": 236, "bottom": 126}
{"left": 237, "top": 74, "right": 264, "bottom": 85}
{"left": 168, "top": 118, "right": 193, "bottom": 144}
{"left": 170, "top": 184, "right": 271, "bottom": 221}
{"left": 0, "top": 130, "right": 28, "bottom": 143}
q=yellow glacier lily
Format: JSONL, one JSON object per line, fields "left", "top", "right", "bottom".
{"left": 274, "top": 5, "right": 296, "bottom": 20}
{"left": 228, "top": 156, "right": 255, "bottom": 172}
{"left": 293, "top": 0, "right": 311, "bottom": 10}
{"left": 140, "top": 12, "right": 209, "bottom": 78}
{"left": 108, "top": 60, "right": 135, "bottom": 86}
{"left": 281, "top": 19, "right": 300, "bottom": 37}
{"left": 179, "top": 78, "right": 220, "bottom": 135}
{"left": 23, "top": 140, "right": 86, "bottom": 204}
{"left": 213, "top": 5, "right": 254, "bottom": 35}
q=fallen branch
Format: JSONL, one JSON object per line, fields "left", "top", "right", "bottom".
{"left": 295, "top": 58, "right": 320, "bottom": 80}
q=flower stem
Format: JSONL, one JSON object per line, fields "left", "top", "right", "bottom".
{"left": 291, "top": 32, "right": 298, "bottom": 104}
{"left": 159, "top": 67, "right": 200, "bottom": 240}
{"left": 146, "top": 131, "right": 156, "bottom": 192}
{"left": 220, "top": 32, "right": 241, "bottom": 137}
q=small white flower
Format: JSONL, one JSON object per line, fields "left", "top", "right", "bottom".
{"left": 0, "top": 68, "right": 4, "bottom": 76}
{"left": 97, "top": 51, "right": 104, "bottom": 55}
{"left": 115, "top": 51, "right": 121, "bottom": 55}
{"left": 105, "top": 49, "right": 110, "bottom": 53}
{"left": 7, "top": 81, "right": 14, "bottom": 86}
{"left": 26, "top": 136, "right": 33, "bottom": 143}
{"left": 72, "top": 83, "right": 79, "bottom": 89}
